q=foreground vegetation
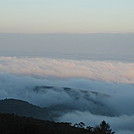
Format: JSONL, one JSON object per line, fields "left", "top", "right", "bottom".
{"left": 0, "top": 113, "right": 115, "bottom": 134}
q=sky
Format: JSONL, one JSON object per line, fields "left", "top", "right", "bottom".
{"left": 0, "top": 0, "right": 134, "bottom": 60}
{"left": 0, "top": 0, "right": 134, "bottom": 33}
{"left": 0, "top": 33, "right": 134, "bottom": 61}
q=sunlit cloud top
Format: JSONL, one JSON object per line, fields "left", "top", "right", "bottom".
{"left": 0, "top": 0, "right": 134, "bottom": 33}
{"left": 0, "top": 57, "right": 134, "bottom": 84}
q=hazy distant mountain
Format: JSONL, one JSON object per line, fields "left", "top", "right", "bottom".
{"left": 33, "top": 86, "right": 116, "bottom": 116}
{"left": 0, "top": 85, "right": 117, "bottom": 121}
{"left": 0, "top": 99, "right": 55, "bottom": 120}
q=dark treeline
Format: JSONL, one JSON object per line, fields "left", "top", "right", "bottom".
{"left": 0, "top": 113, "right": 115, "bottom": 134}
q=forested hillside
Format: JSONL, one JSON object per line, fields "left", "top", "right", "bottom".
{"left": 0, "top": 113, "right": 115, "bottom": 134}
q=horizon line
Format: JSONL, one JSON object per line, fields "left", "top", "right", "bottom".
{"left": 0, "top": 32, "right": 134, "bottom": 35}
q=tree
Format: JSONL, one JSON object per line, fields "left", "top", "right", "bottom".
{"left": 86, "top": 126, "right": 94, "bottom": 132}
{"left": 74, "top": 122, "right": 85, "bottom": 128}
{"left": 94, "top": 120, "right": 115, "bottom": 134}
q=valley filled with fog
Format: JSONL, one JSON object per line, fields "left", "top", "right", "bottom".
{"left": 0, "top": 56, "right": 134, "bottom": 134}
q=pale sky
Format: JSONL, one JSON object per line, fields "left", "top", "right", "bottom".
{"left": 0, "top": 33, "right": 134, "bottom": 61}
{"left": 0, "top": 0, "right": 134, "bottom": 33}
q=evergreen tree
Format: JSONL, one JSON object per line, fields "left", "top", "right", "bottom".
{"left": 94, "top": 120, "right": 115, "bottom": 134}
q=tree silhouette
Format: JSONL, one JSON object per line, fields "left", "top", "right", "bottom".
{"left": 0, "top": 113, "right": 116, "bottom": 134}
{"left": 94, "top": 120, "right": 115, "bottom": 134}
{"left": 74, "top": 122, "right": 85, "bottom": 128}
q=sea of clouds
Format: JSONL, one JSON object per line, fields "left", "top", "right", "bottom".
{"left": 0, "top": 56, "right": 134, "bottom": 134}
{"left": 0, "top": 56, "right": 134, "bottom": 83}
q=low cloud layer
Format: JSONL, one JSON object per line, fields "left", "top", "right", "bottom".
{"left": 0, "top": 73, "right": 134, "bottom": 133}
{"left": 0, "top": 56, "right": 134, "bottom": 133}
{"left": 0, "top": 57, "right": 134, "bottom": 83}
{"left": 59, "top": 111, "right": 134, "bottom": 134}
